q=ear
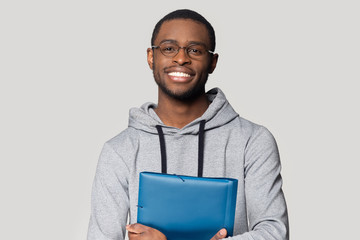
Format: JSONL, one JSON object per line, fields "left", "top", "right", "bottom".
{"left": 208, "top": 53, "right": 219, "bottom": 74}
{"left": 147, "top": 48, "right": 154, "bottom": 70}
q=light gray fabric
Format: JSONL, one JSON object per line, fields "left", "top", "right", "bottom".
{"left": 87, "top": 88, "right": 289, "bottom": 240}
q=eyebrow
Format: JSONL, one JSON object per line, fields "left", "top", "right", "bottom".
{"left": 159, "top": 39, "right": 208, "bottom": 47}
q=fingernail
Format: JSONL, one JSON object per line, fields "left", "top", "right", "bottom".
{"left": 220, "top": 229, "right": 225, "bottom": 236}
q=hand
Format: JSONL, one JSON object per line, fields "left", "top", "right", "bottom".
{"left": 210, "top": 228, "right": 227, "bottom": 240}
{"left": 126, "top": 223, "right": 167, "bottom": 240}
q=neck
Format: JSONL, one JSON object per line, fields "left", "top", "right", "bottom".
{"left": 155, "top": 90, "right": 210, "bottom": 129}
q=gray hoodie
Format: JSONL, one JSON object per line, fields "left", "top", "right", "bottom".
{"left": 87, "top": 88, "right": 289, "bottom": 240}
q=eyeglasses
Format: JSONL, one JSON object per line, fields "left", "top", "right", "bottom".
{"left": 152, "top": 42, "right": 214, "bottom": 60}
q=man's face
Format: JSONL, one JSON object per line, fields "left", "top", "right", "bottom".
{"left": 147, "top": 19, "right": 218, "bottom": 101}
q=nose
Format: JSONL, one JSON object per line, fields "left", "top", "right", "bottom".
{"left": 172, "top": 47, "right": 191, "bottom": 65}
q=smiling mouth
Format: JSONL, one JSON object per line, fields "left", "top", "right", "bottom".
{"left": 168, "top": 72, "right": 192, "bottom": 77}
{"left": 167, "top": 71, "right": 194, "bottom": 83}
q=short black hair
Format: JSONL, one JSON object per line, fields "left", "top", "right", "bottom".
{"left": 151, "top": 9, "right": 216, "bottom": 51}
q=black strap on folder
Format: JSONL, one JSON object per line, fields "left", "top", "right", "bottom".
{"left": 156, "top": 120, "right": 206, "bottom": 177}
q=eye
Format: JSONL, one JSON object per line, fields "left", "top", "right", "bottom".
{"left": 187, "top": 46, "right": 204, "bottom": 56}
{"left": 161, "top": 44, "right": 177, "bottom": 54}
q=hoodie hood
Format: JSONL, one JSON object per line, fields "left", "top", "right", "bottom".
{"left": 128, "top": 88, "right": 239, "bottom": 135}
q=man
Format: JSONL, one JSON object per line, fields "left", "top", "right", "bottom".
{"left": 87, "top": 9, "right": 289, "bottom": 240}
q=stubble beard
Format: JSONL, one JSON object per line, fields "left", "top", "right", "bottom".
{"left": 152, "top": 63, "right": 209, "bottom": 102}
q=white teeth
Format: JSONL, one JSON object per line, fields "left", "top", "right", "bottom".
{"left": 168, "top": 72, "right": 191, "bottom": 77}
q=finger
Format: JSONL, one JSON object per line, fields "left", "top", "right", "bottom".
{"left": 128, "top": 232, "right": 140, "bottom": 240}
{"left": 126, "top": 223, "right": 148, "bottom": 234}
{"left": 210, "top": 228, "right": 227, "bottom": 240}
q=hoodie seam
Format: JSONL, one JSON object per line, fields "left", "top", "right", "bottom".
{"left": 105, "top": 142, "right": 132, "bottom": 175}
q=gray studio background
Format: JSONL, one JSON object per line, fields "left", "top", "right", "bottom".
{"left": 1, "top": 0, "right": 359, "bottom": 239}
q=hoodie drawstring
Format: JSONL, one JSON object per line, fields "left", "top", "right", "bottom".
{"left": 197, "top": 120, "right": 205, "bottom": 177}
{"left": 155, "top": 120, "right": 206, "bottom": 177}
{"left": 155, "top": 125, "right": 167, "bottom": 174}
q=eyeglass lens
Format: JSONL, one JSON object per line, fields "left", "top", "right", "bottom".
{"left": 159, "top": 42, "right": 208, "bottom": 59}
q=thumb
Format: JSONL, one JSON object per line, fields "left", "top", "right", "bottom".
{"left": 126, "top": 223, "right": 147, "bottom": 234}
{"left": 211, "top": 228, "right": 227, "bottom": 240}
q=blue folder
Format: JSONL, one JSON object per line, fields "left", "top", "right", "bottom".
{"left": 137, "top": 172, "right": 238, "bottom": 240}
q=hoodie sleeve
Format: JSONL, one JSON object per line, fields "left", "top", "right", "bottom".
{"left": 87, "top": 143, "right": 130, "bottom": 240}
{"left": 227, "top": 126, "right": 289, "bottom": 240}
